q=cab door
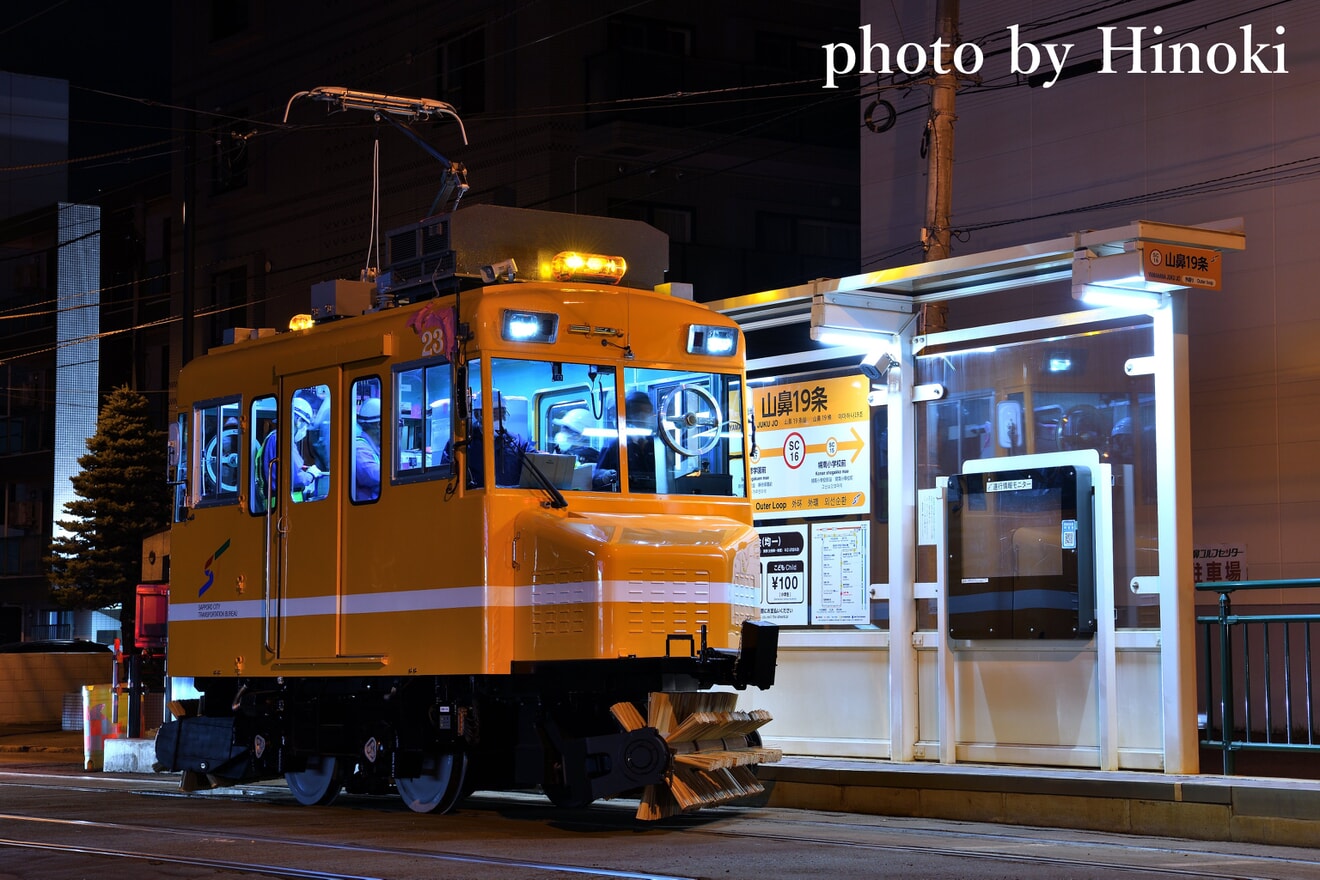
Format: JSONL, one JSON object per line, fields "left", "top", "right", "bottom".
{"left": 272, "top": 368, "right": 341, "bottom": 659}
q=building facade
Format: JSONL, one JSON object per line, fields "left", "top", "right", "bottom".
{"left": 0, "top": 69, "right": 172, "bottom": 644}
{"left": 859, "top": 0, "right": 1319, "bottom": 584}
{"left": 0, "top": 75, "right": 96, "bottom": 642}
{"left": 167, "top": 0, "right": 860, "bottom": 375}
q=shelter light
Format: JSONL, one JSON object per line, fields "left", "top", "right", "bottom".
{"left": 550, "top": 251, "right": 627, "bottom": 284}
{"left": 809, "top": 294, "right": 912, "bottom": 349}
{"left": 1071, "top": 248, "right": 1181, "bottom": 313}
{"left": 811, "top": 326, "right": 887, "bottom": 348}
{"left": 809, "top": 294, "right": 914, "bottom": 382}
{"left": 1074, "top": 285, "right": 1165, "bottom": 312}
{"left": 687, "top": 324, "right": 738, "bottom": 357}
{"left": 502, "top": 309, "right": 559, "bottom": 343}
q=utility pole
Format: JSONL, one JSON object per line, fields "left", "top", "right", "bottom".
{"left": 891, "top": 0, "right": 963, "bottom": 767}
{"left": 919, "top": 0, "right": 960, "bottom": 334}
{"left": 181, "top": 106, "right": 195, "bottom": 368}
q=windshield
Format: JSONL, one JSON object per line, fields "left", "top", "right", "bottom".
{"left": 485, "top": 357, "right": 746, "bottom": 496}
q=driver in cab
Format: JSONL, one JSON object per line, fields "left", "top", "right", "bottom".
{"left": 592, "top": 391, "right": 656, "bottom": 492}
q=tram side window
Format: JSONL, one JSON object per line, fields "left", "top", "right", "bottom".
{"left": 456, "top": 358, "right": 483, "bottom": 488}
{"left": 171, "top": 414, "right": 188, "bottom": 522}
{"left": 195, "top": 398, "right": 241, "bottom": 506}
{"left": 290, "top": 384, "right": 330, "bottom": 503}
{"left": 394, "top": 360, "right": 453, "bottom": 482}
{"left": 351, "top": 377, "right": 383, "bottom": 503}
{"left": 250, "top": 396, "right": 277, "bottom": 514}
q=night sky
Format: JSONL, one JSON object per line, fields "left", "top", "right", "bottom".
{"left": 2, "top": 2, "right": 173, "bottom": 201}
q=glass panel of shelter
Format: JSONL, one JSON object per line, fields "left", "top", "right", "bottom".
{"left": 914, "top": 323, "right": 1158, "bottom": 631}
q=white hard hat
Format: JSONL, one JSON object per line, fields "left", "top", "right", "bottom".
{"left": 554, "top": 408, "right": 593, "bottom": 434}
{"left": 358, "top": 397, "right": 381, "bottom": 423}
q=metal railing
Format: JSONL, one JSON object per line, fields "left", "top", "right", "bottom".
{"left": 1197, "top": 578, "right": 1320, "bottom": 774}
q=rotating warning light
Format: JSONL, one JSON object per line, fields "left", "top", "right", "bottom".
{"left": 550, "top": 251, "right": 627, "bottom": 284}
{"left": 501, "top": 309, "right": 559, "bottom": 343}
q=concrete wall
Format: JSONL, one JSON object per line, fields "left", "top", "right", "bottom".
{"left": 0, "top": 653, "right": 114, "bottom": 725}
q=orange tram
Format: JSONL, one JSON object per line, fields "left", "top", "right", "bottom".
{"left": 154, "top": 249, "right": 779, "bottom": 819}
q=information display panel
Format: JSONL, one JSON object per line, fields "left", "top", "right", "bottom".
{"left": 947, "top": 465, "right": 1095, "bottom": 639}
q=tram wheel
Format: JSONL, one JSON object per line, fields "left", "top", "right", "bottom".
{"left": 395, "top": 751, "right": 469, "bottom": 814}
{"left": 285, "top": 754, "right": 344, "bottom": 806}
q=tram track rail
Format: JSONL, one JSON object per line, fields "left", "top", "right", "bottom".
{"left": 2, "top": 767, "right": 1318, "bottom": 880}
{"left": 0, "top": 811, "right": 697, "bottom": 880}
{"left": 0, "top": 836, "right": 384, "bottom": 880}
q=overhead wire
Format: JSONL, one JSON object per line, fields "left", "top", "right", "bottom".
{"left": 960, "top": 153, "right": 1320, "bottom": 237}
{"left": 0, "top": 0, "right": 70, "bottom": 38}
{"left": 857, "top": 0, "right": 1303, "bottom": 265}
{"left": 23, "top": 1, "right": 1300, "bottom": 354}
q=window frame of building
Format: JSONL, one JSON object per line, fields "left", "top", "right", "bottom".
{"left": 436, "top": 26, "right": 487, "bottom": 114}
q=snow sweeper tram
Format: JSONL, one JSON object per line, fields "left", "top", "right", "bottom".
{"left": 154, "top": 240, "right": 780, "bottom": 819}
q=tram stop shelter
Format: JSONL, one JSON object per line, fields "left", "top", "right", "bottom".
{"left": 710, "top": 219, "right": 1245, "bottom": 774}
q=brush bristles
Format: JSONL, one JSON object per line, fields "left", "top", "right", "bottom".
{"left": 625, "top": 691, "right": 781, "bottom": 820}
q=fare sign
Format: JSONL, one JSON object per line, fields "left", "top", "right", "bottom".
{"left": 1139, "top": 242, "right": 1222, "bottom": 289}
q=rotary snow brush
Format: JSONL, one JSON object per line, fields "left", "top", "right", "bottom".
{"left": 611, "top": 691, "right": 781, "bottom": 821}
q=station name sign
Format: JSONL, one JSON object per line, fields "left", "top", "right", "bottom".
{"left": 1138, "top": 242, "right": 1222, "bottom": 290}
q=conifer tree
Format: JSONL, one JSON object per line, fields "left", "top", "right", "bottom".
{"left": 47, "top": 385, "right": 169, "bottom": 641}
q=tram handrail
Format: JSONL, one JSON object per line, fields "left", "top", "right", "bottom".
{"left": 263, "top": 455, "right": 278, "bottom": 657}
{"left": 1196, "top": 578, "right": 1320, "bottom": 775}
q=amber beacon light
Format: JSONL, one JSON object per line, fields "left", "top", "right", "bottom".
{"left": 550, "top": 251, "right": 627, "bottom": 284}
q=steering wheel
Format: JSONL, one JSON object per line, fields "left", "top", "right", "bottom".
{"left": 204, "top": 429, "right": 241, "bottom": 493}
{"left": 659, "top": 385, "right": 722, "bottom": 456}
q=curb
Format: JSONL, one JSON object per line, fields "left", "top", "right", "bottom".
{"left": 759, "top": 760, "right": 1320, "bottom": 849}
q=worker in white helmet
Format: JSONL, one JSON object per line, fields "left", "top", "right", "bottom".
{"left": 354, "top": 397, "right": 382, "bottom": 502}
{"left": 553, "top": 407, "right": 599, "bottom": 463}
{"left": 290, "top": 395, "right": 325, "bottom": 501}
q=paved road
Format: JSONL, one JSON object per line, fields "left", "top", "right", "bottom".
{"left": 2, "top": 755, "right": 1319, "bottom": 879}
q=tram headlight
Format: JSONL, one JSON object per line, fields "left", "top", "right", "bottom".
{"left": 501, "top": 309, "right": 559, "bottom": 343}
{"left": 686, "top": 324, "right": 738, "bottom": 357}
